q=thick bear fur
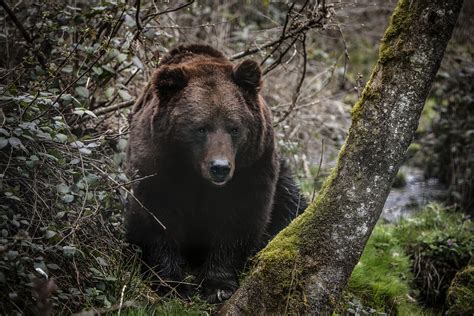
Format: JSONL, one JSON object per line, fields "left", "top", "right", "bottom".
{"left": 125, "top": 44, "right": 307, "bottom": 302}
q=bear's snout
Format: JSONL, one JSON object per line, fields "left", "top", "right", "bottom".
{"left": 209, "top": 159, "right": 232, "bottom": 185}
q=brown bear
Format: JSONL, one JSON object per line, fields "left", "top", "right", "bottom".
{"left": 125, "top": 44, "right": 306, "bottom": 302}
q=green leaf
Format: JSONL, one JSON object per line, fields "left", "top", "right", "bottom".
{"left": 75, "top": 86, "right": 90, "bottom": 98}
{"left": 38, "top": 152, "right": 59, "bottom": 161}
{"left": 44, "top": 230, "right": 57, "bottom": 239}
{"left": 92, "top": 66, "right": 103, "bottom": 76}
{"left": 4, "top": 192, "right": 21, "bottom": 201}
{"left": 84, "top": 110, "right": 97, "bottom": 118}
{"left": 85, "top": 174, "right": 99, "bottom": 185}
{"left": 0, "top": 128, "right": 10, "bottom": 136}
{"left": 61, "top": 65, "right": 73, "bottom": 73}
{"left": 55, "top": 133, "right": 68, "bottom": 143}
{"left": 73, "top": 109, "right": 85, "bottom": 116}
{"left": 116, "top": 138, "right": 127, "bottom": 151}
{"left": 104, "top": 87, "right": 115, "bottom": 100}
{"left": 79, "top": 147, "right": 92, "bottom": 155}
{"left": 62, "top": 246, "right": 77, "bottom": 257}
{"left": 95, "top": 257, "right": 108, "bottom": 266}
{"left": 8, "top": 137, "right": 22, "bottom": 148}
{"left": 102, "top": 65, "right": 115, "bottom": 73}
{"left": 61, "top": 194, "right": 74, "bottom": 203}
{"left": 0, "top": 137, "right": 8, "bottom": 149}
{"left": 47, "top": 263, "right": 60, "bottom": 270}
{"left": 116, "top": 53, "right": 127, "bottom": 63}
{"left": 56, "top": 183, "right": 70, "bottom": 194}
{"left": 118, "top": 90, "right": 132, "bottom": 101}
{"left": 131, "top": 56, "right": 143, "bottom": 69}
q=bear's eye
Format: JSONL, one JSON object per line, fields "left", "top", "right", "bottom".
{"left": 197, "top": 127, "right": 207, "bottom": 135}
{"left": 230, "top": 127, "right": 239, "bottom": 136}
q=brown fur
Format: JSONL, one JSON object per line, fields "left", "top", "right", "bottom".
{"left": 125, "top": 44, "right": 306, "bottom": 302}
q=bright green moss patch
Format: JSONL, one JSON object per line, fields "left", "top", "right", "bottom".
{"left": 345, "top": 225, "right": 421, "bottom": 314}
{"left": 382, "top": 0, "right": 411, "bottom": 41}
{"left": 258, "top": 227, "right": 299, "bottom": 261}
{"left": 379, "top": 0, "right": 414, "bottom": 65}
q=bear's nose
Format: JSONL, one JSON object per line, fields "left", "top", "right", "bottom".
{"left": 209, "top": 159, "right": 231, "bottom": 182}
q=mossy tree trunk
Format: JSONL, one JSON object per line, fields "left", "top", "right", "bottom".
{"left": 221, "top": 0, "right": 463, "bottom": 314}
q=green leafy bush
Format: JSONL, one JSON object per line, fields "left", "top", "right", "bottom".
{"left": 0, "top": 91, "right": 159, "bottom": 313}
{"left": 393, "top": 203, "right": 473, "bottom": 308}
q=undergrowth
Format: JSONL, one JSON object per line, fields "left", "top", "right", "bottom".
{"left": 394, "top": 203, "right": 473, "bottom": 309}
{"left": 0, "top": 95, "right": 161, "bottom": 313}
{"left": 343, "top": 225, "right": 420, "bottom": 315}
{"left": 338, "top": 203, "right": 472, "bottom": 315}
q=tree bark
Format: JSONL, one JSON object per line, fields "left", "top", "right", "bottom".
{"left": 221, "top": 0, "right": 463, "bottom": 314}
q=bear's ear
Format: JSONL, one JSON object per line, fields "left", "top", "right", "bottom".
{"left": 232, "top": 60, "right": 262, "bottom": 91}
{"left": 152, "top": 66, "right": 187, "bottom": 100}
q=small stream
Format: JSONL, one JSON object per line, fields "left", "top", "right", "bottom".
{"left": 381, "top": 166, "right": 447, "bottom": 223}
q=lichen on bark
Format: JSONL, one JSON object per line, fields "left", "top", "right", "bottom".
{"left": 221, "top": 0, "right": 463, "bottom": 314}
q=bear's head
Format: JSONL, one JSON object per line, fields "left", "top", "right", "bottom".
{"left": 150, "top": 49, "right": 271, "bottom": 187}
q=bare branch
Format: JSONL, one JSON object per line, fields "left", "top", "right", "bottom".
{"left": 135, "top": 0, "right": 143, "bottom": 31}
{"left": 231, "top": 3, "right": 328, "bottom": 61}
{"left": 274, "top": 34, "right": 307, "bottom": 125}
{"left": 143, "top": 1, "right": 195, "bottom": 25}
{"left": 94, "top": 100, "right": 135, "bottom": 116}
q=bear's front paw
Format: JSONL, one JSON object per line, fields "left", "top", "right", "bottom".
{"left": 199, "top": 277, "right": 238, "bottom": 303}
{"left": 201, "top": 287, "right": 235, "bottom": 303}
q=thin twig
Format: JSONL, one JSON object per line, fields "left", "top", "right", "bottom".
{"left": 311, "top": 139, "right": 325, "bottom": 203}
{"left": 143, "top": 1, "right": 195, "bottom": 24}
{"left": 337, "top": 24, "right": 350, "bottom": 88}
{"left": 231, "top": 4, "right": 327, "bottom": 61}
{"left": 109, "top": 172, "right": 157, "bottom": 190}
{"left": 262, "top": 36, "right": 299, "bottom": 76}
{"left": 94, "top": 100, "right": 135, "bottom": 116}
{"left": 274, "top": 34, "right": 307, "bottom": 125}
{"left": 90, "top": 163, "right": 167, "bottom": 230}
{"left": 260, "top": 2, "right": 296, "bottom": 67}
